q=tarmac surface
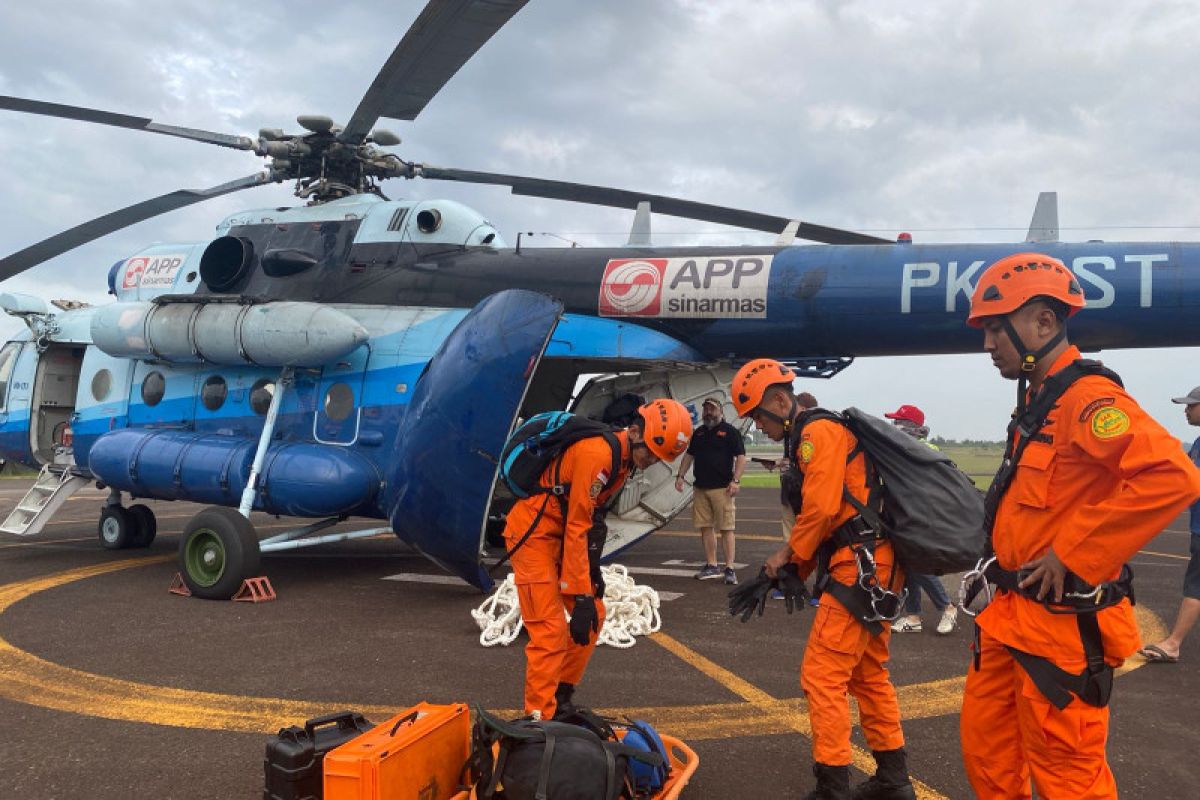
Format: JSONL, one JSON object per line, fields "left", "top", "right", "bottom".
{"left": 0, "top": 480, "right": 1196, "bottom": 799}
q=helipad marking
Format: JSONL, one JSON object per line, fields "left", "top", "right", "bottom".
{"left": 650, "top": 631, "right": 947, "bottom": 799}
{"left": 654, "top": 530, "right": 782, "bottom": 542}
{"left": 1138, "top": 549, "right": 1189, "bottom": 561}
{"left": 0, "top": 560, "right": 1168, "bottom": 796}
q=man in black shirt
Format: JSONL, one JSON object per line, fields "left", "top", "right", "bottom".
{"left": 674, "top": 397, "right": 747, "bottom": 584}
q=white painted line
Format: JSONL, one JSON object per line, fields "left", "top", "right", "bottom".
{"left": 627, "top": 566, "right": 707, "bottom": 578}
{"left": 381, "top": 572, "right": 683, "bottom": 601}
{"left": 382, "top": 573, "right": 469, "bottom": 585}
{"left": 662, "top": 559, "right": 748, "bottom": 569}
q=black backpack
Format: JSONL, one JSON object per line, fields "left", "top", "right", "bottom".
{"left": 493, "top": 412, "right": 623, "bottom": 574}
{"left": 499, "top": 412, "right": 621, "bottom": 502}
{"left": 796, "top": 408, "right": 986, "bottom": 575}
{"left": 468, "top": 708, "right": 664, "bottom": 800}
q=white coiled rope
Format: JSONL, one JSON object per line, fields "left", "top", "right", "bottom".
{"left": 471, "top": 564, "right": 661, "bottom": 649}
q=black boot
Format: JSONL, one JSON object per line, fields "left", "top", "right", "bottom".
{"left": 551, "top": 682, "right": 576, "bottom": 720}
{"left": 801, "top": 763, "right": 851, "bottom": 800}
{"left": 850, "top": 748, "right": 916, "bottom": 800}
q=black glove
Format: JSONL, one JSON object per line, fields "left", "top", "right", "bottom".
{"left": 587, "top": 514, "right": 607, "bottom": 598}
{"left": 728, "top": 568, "right": 773, "bottom": 623}
{"left": 777, "top": 563, "right": 810, "bottom": 615}
{"left": 569, "top": 595, "right": 599, "bottom": 645}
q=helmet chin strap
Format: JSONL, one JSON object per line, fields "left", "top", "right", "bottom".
{"left": 1000, "top": 316, "right": 1067, "bottom": 415}
{"left": 755, "top": 394, "right": 799, "bottom": 433}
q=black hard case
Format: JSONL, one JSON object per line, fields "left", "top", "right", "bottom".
{"left": 264, "top": 711, "right": 374, "bottom": 800}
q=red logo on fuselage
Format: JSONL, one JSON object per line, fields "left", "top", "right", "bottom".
{"left": 599, "top": 259, "right": 666, "bottom": 316}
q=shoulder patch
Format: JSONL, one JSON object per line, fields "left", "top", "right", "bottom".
{"left": 1090, "top": 406, "right": 1130, "bottom": 439}
{"left": 799, "top": 440, "right": 815, "bottom": 464}
{"left": 1078, "top": 397, "right": 1117, "bottom": 423}
{"left": 589, "top": 479, "right": 604, "bottom": 498}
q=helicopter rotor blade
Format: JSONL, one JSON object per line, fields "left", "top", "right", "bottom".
{"left": 0, "top": 171, "right": 277, "bottom": 282}
{"left": 416, "top": 166, "right": 890, "bottom": 245}
{"left": 339, "top": 0, "right": 529, "bottom": 145}
{"left": 0, "top": 95, "right": 256, "bottom": 151}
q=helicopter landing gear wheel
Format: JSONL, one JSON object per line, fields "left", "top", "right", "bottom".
{"left": 98, "top": 506, "right": 134, "bottom": 550}
{"left": 178, "top": 507, "right": 261, "bottom": 600}
{"left": 127, "top": 504, "right": 157, "bottom": 548}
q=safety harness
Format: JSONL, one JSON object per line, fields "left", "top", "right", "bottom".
{"left": 790, "top": 410, "right": 906, "bottom": 636}
{"left": 962, "top": 358, "right": 1134, "bottom": 709}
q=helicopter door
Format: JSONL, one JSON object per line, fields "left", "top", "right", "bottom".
{"left": 570, "top": 365, "right": 745, "bottom": 559}
{"left": 28, "top": 344, "right": 85, "bottom": 465}
{"left": 313, "top": 345, "right": 370, "bottom": 446}
{"left": 388, "top": 290, "right": 563, "bottom": 591}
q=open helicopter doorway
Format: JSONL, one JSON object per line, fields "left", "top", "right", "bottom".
{"left": 504, "top": 361, "right": 743, "bottom": 560}
{"left": 29, "top": 343, "right": 84, "bottom": 465}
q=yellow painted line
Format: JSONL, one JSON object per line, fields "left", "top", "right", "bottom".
{"left": 649, "top": 631, "right": 777, "bottom": 704}
{"left": 0, "top": 560, "right": 1168, "bottom": 798}
{"left": 1138, "top": 549, "right": 1190, "bottom": 561}
{"left": 649, "top": 631, "right": 948, "bottom": 800}
{"left": 0, "top": 536, "right": 96, "bottom": 549}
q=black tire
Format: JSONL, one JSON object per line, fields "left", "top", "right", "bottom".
{"left": 98, "top": 506, "right": 133, "bottom": 550}
{"left": 127, "top": 504, "right": 157, "bottom": 548}
{"left": 177, "top": 507, "right": 261, "bottom": 600}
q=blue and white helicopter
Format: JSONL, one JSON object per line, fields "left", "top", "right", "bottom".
{"left": 1, "top": 0, "right": 1198, "bottom": 598}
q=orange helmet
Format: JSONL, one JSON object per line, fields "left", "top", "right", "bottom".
{"left": 967, "top": 252, "right": 1085, "bottom": 327}
{"left": 731, "top": 358, "right": 796, "bottom": 417}
{"left": 637, "top": 399, "right": 693, "bottom": 462}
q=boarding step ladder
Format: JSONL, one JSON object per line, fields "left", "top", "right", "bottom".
{"left": 0, "top": 464, "right": 90, "bottom": 536}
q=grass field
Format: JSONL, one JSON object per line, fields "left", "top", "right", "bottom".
{"left": 741, "top": 442, "right": 1004, "bottom": 490}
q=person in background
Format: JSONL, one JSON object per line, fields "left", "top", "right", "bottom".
{"left": 675, "top": 397, "right": 747, "bottom": 585}
{"left": 884, "top": 404, "right": 958, "bottom": 636}
{"left": 1136, "top": 385, "right": 1200, "bottom": 663}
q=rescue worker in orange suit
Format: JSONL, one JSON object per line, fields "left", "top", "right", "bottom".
{"left": 731, "top": 360, "right": 914, "bottom": 800}
{"left": 503, "top": 399, "right": 693, "bottom": 721}
{"left": 961, "top": 252, "right": 1200, "bottom": 799}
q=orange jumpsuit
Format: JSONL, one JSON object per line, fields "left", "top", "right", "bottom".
{"left": 791, "top": 419, "right": 906, "bottom": 766}
{"left": 961, "top": 346, "right": 1200, "bottom": 799}
{"left": 503, "top": 432, "right": 630, "bottom": 719}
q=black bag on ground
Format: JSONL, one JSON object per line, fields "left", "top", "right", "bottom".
{"left": 469, "top": 708, "right": 663, "bottom": 800}
{"left": 803, "top": 408, "right": 986, "bottom": 574}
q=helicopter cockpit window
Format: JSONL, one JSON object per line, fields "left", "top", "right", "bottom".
{"left": 201, "top": 375, "right": 228, "bottom": 411}
{"left": 91, "top": 369, "right": 112, "bottom": 401}
{"left": 250, "top": 379, "right": 275, "bottom": 415}
{"left": 0, "top": 342, "right": 18, "bottom": 408}
{"left": 141, "top": 371, "right": 166, "bottom": 407}
{"left": 323, "top": 382, "right": 355, "bottom": 422}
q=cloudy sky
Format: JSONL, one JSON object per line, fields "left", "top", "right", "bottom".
{"left": 1, "top": 0, "right": 1198, "bottom": 441}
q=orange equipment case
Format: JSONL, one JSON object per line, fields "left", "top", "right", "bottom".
{"left": 323, "top": 702, "right": 470, "bottom": 800}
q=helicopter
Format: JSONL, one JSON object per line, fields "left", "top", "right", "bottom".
{"left": 1, "top": 0, "right": 1199, "bottom": 599}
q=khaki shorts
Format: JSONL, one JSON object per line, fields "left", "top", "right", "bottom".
{"left": 781, "top": 505, "right": 797, "bottom": 539}
{"left": 693, "top": 487, "right": 736, "bottom": 530}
